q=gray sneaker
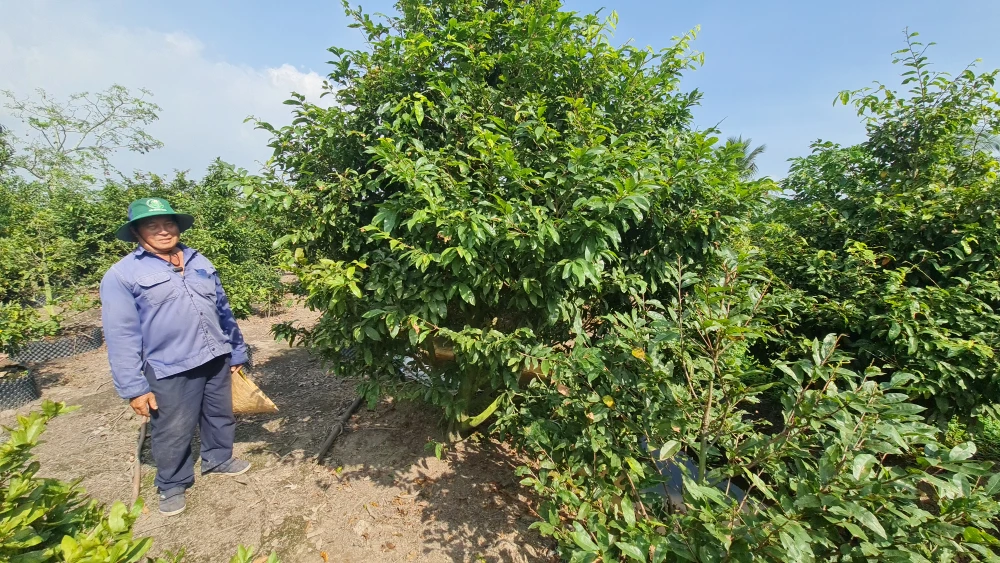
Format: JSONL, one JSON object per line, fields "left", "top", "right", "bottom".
{"left": 159, "top": 489, "right": 186, "bottom": 516}
{"left": 202, "top": 457, "right": 251, "bottom": 477}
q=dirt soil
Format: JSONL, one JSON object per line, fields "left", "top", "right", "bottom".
{"left": 0, "top": 305, "right": 556, "bottom": 563}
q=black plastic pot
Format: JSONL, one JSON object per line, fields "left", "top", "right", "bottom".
{"left": 0, "top": 367, "right": 40, "bottom": 410}
{"left": 10, "top": 326, "right": 104, "bottom": 364}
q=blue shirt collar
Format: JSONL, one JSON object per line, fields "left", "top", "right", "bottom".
{"left": 133, "top": 243, "right": 196, "bottom": 261}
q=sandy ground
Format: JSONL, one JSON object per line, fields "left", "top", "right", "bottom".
{"left": 0, "top": 305, "right": 556, "bottom": 563}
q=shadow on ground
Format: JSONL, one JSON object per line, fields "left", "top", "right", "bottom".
{"left": 200, "top": 346, "right": 555, "bottom": 562}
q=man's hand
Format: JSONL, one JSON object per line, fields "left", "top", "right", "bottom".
{"left": 231, "top": 364, "right": 243, "bottom": 375}
{"left": 129, "top": 392, "right": 158, "bottom": 417}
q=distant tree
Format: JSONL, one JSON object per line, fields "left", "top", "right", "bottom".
{"left": 2, "top": 84, "right": 162, "bottom": 193}
{"left": 0, "top": 124, "right": 13, "bottom": 173}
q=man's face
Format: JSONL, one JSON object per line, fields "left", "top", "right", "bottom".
{"left": 134, "top": 215, "right": 180, "bottom": 252}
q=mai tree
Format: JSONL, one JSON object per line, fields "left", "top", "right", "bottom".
{"left": 244, "top": 9, "right": 1000, "bottom": 559}
{"left": 250, "top": 0, "right": 764, "bottom": 430}
{"left": 760, "top": 32, "right": 1000, "bottom": 424}
{"left": 503, "top": 251, "right": 1000, "bottom": 562}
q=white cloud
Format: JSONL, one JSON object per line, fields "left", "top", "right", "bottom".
{"left": 164, "top": 32, "right": 205, "bottom": 58}
{"left": 267, "top": 64, "right": 329, "bottom": 103}
{"left": 0, "top": 1, "right": 333, "bottom": 178}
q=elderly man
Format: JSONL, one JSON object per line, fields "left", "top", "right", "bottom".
{"left": 101, "top": 197, "right": 251, "bottom": 516}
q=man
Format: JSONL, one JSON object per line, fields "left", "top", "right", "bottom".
{"left": 101, "top": 197, "right": 251, "bottom": 516}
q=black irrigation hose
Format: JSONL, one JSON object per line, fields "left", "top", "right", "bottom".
{"left": 316, "top": 396, "right": 364, "bottom": 464}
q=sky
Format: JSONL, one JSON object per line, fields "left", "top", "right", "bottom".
{"left": 1, "top": 0, "right": 999, "bottom": 180}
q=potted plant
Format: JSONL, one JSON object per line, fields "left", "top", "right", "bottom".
{"left": 0, "top": 301, "right": 52, "bottom": 409}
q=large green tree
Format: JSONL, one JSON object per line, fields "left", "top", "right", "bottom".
{"left": 242, "top": 10, "right": 1000, "bottom": 560}
{"left": 250, "top": 0, "right": 764, "bottom": 428}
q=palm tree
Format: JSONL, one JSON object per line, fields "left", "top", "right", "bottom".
{"left": 726, "top": 136, "right": 767, "bottom": 180}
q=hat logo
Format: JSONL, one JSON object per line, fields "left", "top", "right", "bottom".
{"left": 146, "top": 198, "right": 166, "bottom": 211}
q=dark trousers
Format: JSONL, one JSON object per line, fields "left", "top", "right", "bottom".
{"left": 144, "top": 355, "right": 235, "bottom": 494}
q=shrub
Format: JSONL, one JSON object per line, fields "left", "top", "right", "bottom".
{"left": 250, "top": 0, "right": 766, "bottom": 428}
{"left": 500, "top": 251, "right": 1000, "bottom": 562}
{"left": 0, "top": 302, "right": 59, "bottom": 356}
{"left": 0, "top": 160, "right": 284, "bottom": 322}
{"left": 758, "top": 33, "right": 1000, "bottom": 424}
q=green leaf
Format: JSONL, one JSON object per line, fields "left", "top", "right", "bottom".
{"left": 779, "top": 529, "right": 813, "bottom": 563}
{"left": 964, "top": 527, "right": 1000, "bottom": 547}
{"left": 414, "top": 100, "right": 424, "bottom": 126}
{"left": 985, "top": 473, "right": 1000, "bottom": 496}
{"left": 349, "top": 282, "right": 363, "bottom": 298}
{"left": 620, "top": 495, "right": 636, "bottom": 527}
{"left": 121, "top": 537, "right": 154, "bottom": 562}
{"left": 852, "top": 454, "right": 877, "bottom": 481}
{"left": 60, "top": 535, "right": 81, "bottom": 561}
{"left": 888, "top": 321, "right": 901, "bottom": 341}
{"left": 624, "top": 456, "right": 644, "bottom": 478}
{"left": 840, "top": 521, "right": 869, "bottom": 541}
{"left": 615, "top": 541, "right": 647, "bottom": 562}
{"left": 849, "top": 504, "right": 887, "bottom": 539}
{"left": 108, "top": 501, "right": 128, "bottom": 533}
{"left": 949, "top": 442, "right": 976, "bottom": 461}
{"left": 458, "top": 283, "right": 475, "bottom": 305}
{"left": 571, "top": 525, "right": 599, "bottom": 552}
{"left": 568, "top": 552, "right": 599, "bottom": 563}
{"left": 658, "top": 441, "right": 681, "bottom": 460}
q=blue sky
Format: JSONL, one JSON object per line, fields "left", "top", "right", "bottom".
{"left": 3, "top": 0, "right": 1000, "bottom": 179}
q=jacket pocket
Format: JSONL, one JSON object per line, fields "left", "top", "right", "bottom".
{"left": 187, "top": 269, "right": 217, "bottom": 300}
{"left": 136, "top": 272, "right": 178, "bottom": 306}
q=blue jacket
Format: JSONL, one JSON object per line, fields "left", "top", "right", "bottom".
{"left": 100, "top": 245, "right": 248, "bottom": 399}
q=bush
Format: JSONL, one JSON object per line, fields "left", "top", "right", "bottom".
{"left": 0, "top": 159, "right": 284, "bottom": 324}
{"left": 0, "top": 302, "right": 59, "bottom": 356}
{"left": 0, "top": 401, "right": 278, "bottom": 563}
{"left": 250, "top": 0, "right": 766, "bottom": 427}
{"left": 500, "top": 251, "right": 1000, "bottom": 562}
{"left": 758, "top": 33, "right": 1000, "bottom": 424}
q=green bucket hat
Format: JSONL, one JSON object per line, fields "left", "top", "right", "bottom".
{"left": 115, "top": 198, "right": 195, "bottom": 243}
